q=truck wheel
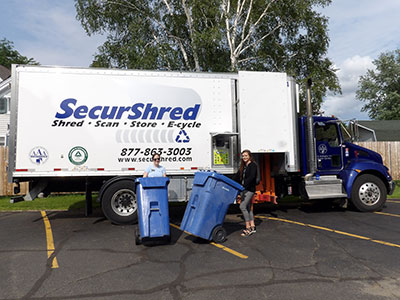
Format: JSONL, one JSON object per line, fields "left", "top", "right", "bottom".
{"left": 211, "top": 225, "right": 227, "bottom": 243}
{"left": 102, "top": 180, "right": 138, "bottom": 225}
{"left": 350, "top": 174, "right": 386, "bottom": 212}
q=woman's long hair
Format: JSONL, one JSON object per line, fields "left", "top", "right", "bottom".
{"left": 239, "top": 149, "right": 253, "bottom": 179}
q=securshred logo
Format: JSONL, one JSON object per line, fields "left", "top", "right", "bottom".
{"left": 55, "top": 98, "right": 201, "bottom": 121}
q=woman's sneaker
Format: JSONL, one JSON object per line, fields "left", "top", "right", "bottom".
{"left": 250, "top": 226, "right": 256, "bottom": 234}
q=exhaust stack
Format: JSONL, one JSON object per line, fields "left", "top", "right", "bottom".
{"left": 305, "top": 79, "right": 316, "bottom": 179}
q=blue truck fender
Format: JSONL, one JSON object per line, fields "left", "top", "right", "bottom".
{"left": 340, "top": 160, "right": 392, "bottom": 198}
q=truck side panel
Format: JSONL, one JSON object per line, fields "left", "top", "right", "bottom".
{"left": 10, "top": 66, "right": 237, "bottom": 179}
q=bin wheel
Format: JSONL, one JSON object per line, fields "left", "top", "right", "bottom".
{"left": 135, "top": 228, "right": 141, "bottom": 245}
{"left": 211, "top": 225, "right": 226, "bottom": 243}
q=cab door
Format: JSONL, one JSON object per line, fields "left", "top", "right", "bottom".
{"left": 314, "top": 122, "right": 343, "bottom": 173}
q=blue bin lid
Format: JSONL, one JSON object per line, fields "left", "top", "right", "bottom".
{"left": 136, "top": 177, "right": 170, "bottom": 188}
{"left": 193, "top": 171, "right": 244, "bottom": 191}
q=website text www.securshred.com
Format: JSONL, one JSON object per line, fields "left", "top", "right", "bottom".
{"left": 117, "top": 156, "right": 193, "bottom": 163}
{"left": 117, "top": 147, "right": 193, "bottom": 163}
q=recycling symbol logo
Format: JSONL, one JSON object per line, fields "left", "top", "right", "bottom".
{"left": 68, "top": 146, "right": 88, "bottom": 165}
{"left": 176, "top": 130, "right": 190, "bottom": 143}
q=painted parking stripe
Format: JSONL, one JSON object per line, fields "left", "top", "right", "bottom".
{"left": 40, "top": 211, "right": 59, "bottom": 268}
{"left": 374, "top": 211, "right": 400, "bottom": 218}
{"left": 169, "top": 223, "right": 248, "bottom": 259}
{"left": 209, "top": 242, "right": 249, "bottom": 259}
{"left": 256, "top": 216, "right": 400, "bottom": 249}
{"left": 387, "top": 200, "right": 400, "bottom": 203}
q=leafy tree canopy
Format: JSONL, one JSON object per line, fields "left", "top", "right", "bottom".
{"left": 0, "top": 38, "right": 38, "bottom": 69}
{"left": 75, "top": 0, "right": 340, "bottom": 113}
{"left": 356, "top": 49, "right": 400, "bottom": 120}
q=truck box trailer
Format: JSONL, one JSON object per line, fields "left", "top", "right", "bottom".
{"left": 8, "top": 65, "right": 395, "bottom": 224}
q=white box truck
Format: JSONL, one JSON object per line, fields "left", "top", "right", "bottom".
{"left": 8, "top": 65, "right": 395, "bottom": 224}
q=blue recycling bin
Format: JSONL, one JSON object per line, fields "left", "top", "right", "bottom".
{"left": 180, "top": 171, "right": 244, "bottom": 243}
{"left": 135, "top": 177, "right": 170, "bottom": 244}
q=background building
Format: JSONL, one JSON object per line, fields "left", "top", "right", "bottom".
{"left": 0, "top": 65, "right": 11, "bottom": 146}
{"left": 353, "top": 120, "right": 400, "bottom": 142}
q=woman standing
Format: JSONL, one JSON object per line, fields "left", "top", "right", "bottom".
{"left": 143, "top": 153, "right": 167, "bottom": 178}
{"left": 235, "top": 150, "right": 257, "bottom": 236}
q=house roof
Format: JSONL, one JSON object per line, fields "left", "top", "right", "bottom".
{"left": 357, "top": 120, "right": 400, "bottom": 141}
{"left": 0, "top": 65, "right": 11, "bottom": 81}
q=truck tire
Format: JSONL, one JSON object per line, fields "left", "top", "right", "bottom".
{"left": 350, "top": 174, "right": 386, "bottom": 212}
{"left": 101, "top": 180, "right": 138, "bottom": 225}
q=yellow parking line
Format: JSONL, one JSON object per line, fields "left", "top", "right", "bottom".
{"left": 40, "top": 211, "right": 59, "bottom": 268}
{"left": 210, "top": 242, "right": 248, "bottom": 259}
{"left": 170, "top": 223, "right": 191, "bottom": 235}
{"left": 387, "top": 200, "right": 400, "bottom": 203}
{"left": 170, "top": 223, "right": 248, "bottom": 259}
{"left": 374, "top": 211, "right": 400, "bottom": 218}
{"left": 257, "top": 216, "right": 400, "bottom": 249}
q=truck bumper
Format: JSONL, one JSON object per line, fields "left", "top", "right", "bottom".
{"left": 388, "top": 180, "right": 396, "bottom": 196}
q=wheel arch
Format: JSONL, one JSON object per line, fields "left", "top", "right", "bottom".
{"left": 350, "top": 170, "right": 390, "bottom": 197}
{"left": 343, "top": 162, "right": 391, "bottom": 198}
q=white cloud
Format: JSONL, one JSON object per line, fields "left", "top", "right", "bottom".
{"left": 322, "top": 55, "right": 374, "bottom": 120}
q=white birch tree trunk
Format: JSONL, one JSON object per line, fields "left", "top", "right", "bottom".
{"left": 221, "top": 0, "right": 280, "bottom": 71}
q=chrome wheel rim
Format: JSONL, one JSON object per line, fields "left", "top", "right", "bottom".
{"left": 358, "top": 182, "right": 381, "bottom": 206}
{"left": 111, "top": 189, "right": 137, "bottom": 216}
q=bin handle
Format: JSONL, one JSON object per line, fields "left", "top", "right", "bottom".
{"left": 191, "top": 195, "right": 198, "bottom": 209}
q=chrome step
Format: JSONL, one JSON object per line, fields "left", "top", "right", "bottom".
{"left": 305, "top": 176, "right": 347, "bottom": 200}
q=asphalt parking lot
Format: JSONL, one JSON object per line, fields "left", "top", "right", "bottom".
{"left": 1, "top": 200, "right": 400, "bottom": 300}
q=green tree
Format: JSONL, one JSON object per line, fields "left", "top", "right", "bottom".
{"left": 75, "top": 0, "right": 340, "bottom": 113}
{"left": 0, "top": 39, "right": 38, "bottom": 69}
{"left": 356, "top": 49, "right": 400, "bottom": 120}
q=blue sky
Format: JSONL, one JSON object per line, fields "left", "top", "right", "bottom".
{"left": 319, "top": 0, "right": 400, "bottom": 120}
{"left": 1, "top": 0, "right": 400, "bottom": 120}
{"left": 0, "top": 0, "right": 104, "bottom": 67}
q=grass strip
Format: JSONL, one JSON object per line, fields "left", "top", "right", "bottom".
{"left": 0, "top": 194, "right": 100, "bottom": 211}
{"left": 388, "top": 180, "right": 400, "bottom": 199}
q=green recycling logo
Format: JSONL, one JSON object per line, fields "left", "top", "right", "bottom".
{"left": 68, "top": 146, "right": 88, "bottom": 165}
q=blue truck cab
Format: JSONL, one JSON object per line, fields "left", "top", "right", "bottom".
{"left": 299, "top": 116, "right": 395, "bottom": 211}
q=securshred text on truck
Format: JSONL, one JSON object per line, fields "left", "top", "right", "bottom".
{"left": 8, "top": 65, "right": 396, "bottom": 224}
